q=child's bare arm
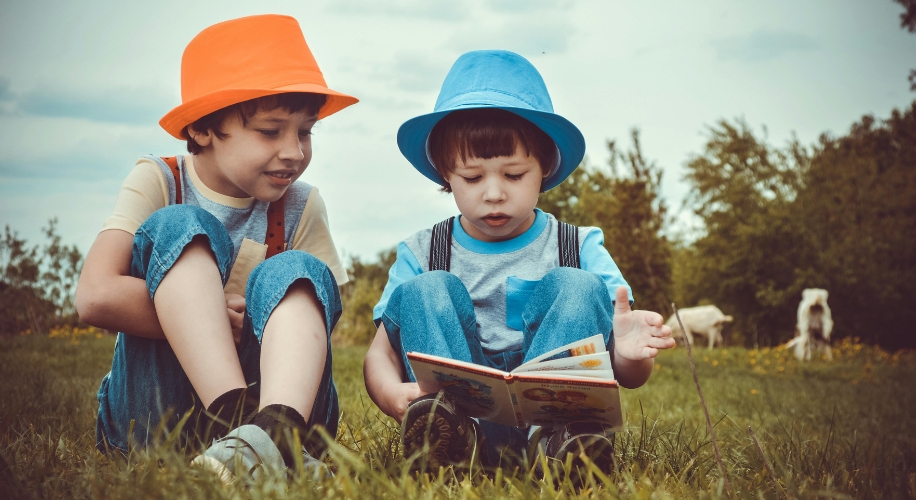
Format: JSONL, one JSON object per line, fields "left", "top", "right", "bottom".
{"left": 76, "top": 230, "right": 166, "bottom": 338}
{"left": 610, "top": 286, "right": 675, "bottom": 389}
{"left": 364, "top": 322, "right": 425, "bottom": 423}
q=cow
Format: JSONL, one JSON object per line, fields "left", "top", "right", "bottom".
{"left": 785, "top": 288, "right": 833, "bottom": 361}
{"left": 665, "top": 305, "right": 734, "bottom": 349}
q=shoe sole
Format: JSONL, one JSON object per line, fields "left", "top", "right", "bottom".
{"left": 191, "top": 454, "right": 237, "bottom": 486}
{"left": 402, "top": 396, "right": 478, "bottom": 469}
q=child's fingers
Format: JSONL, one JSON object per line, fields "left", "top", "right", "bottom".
{"left": 225, "top": 293, "right": 246, "bottom": 313}
{"left": 647, "top": 336, "right": 674, "bottom": 349}
{"left": 613, "top": 286, "right": 630, "bottom": 315}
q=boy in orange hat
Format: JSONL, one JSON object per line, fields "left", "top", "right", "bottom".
{"left": 76, "top": 15, "right": 357, "bottom": 480}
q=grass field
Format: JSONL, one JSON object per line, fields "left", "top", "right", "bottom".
{"left": 1, "top": 330, "right": 914, "bottom": 499}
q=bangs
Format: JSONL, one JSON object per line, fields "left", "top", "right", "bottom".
{"left": 427, "top": 109, "right": 557, "bottom": 192}
{"left": 184, "top": 93, "right": 328, "bottom": 154}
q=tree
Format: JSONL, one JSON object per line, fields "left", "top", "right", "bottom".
{"left": 794, "top": 104, "right": 916, "bottom": 349}
{"left": 0, "top": 219, "right": 82, "bottom": 335}
{"left": 677, "top": 120, "right": 811, "bottom": 347}
{"left": 893, "top": 0, "right": 916, "bottom": 90}
{"left": 678, "top": 106, "right": 916, "bottom": 349}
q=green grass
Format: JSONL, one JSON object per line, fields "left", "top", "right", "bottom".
{"left": 1, "top": 333, "right": 915, "bottom": 499}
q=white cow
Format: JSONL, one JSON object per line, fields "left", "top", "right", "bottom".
{"left": 785, "top": 288, "right": 833, "bottom": 361}
{"left": 665, "top": 305, "right": 734, "bottom": 349}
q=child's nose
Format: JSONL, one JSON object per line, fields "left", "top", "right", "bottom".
{"left": 278, "top": 131, "right": 305, "bottom": 161}
{"left": 483, "top": 179, "right": 506, "bottom": 202}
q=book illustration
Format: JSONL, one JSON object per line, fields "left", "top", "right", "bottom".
{"left": 569, "top": 343, "right": 597, "bottom": 357}
{"left": 515, "top": 378, "right": 622, "bottom": 428}
{"left": 433, "top": 370, "right": 496, "bottom": 413}
{"left": 518, "top": 334, "right": 607, "bottom": 368}
{"left": 523, "top": 388, "right": 607, "bottom": 417}
{"left": 512, "top": 351, "right": 613, "bottom": 374}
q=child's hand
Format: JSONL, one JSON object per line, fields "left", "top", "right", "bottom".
{"left": 224, "top": 293, "right": 246, "bottom": 344}
{"left": 612, "top": 286, "right": 675, "bottom": 361}
{"left": 381, "top": 382, "right": 425, "bottom": 423}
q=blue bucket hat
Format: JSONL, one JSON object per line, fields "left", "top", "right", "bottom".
{"left": 397, "top": 50, "right": 585, "bottom": 191}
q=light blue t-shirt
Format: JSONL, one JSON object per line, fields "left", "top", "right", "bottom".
{"left": 373, "top": 209, "right": 632, "bottom": 353}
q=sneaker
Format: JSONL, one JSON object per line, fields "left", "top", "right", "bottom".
{"left": 401, "top": 392, "right": 480, "bottom": 470}
{"left": 191, "top": 424, "right": 286, "bottom": 484}
{"left": 531, "top": 422, "right": 615, "bottom": 480}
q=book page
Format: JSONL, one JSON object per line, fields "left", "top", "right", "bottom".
{"left": 512, "top": 374, "right": 623, "bottom": 430}
{"left": 515, "top": 334, "right": 607, "bottom": 370}
{"left": 407, "top": 352, "right": 519, "bottom": 426}
{"left": 511, "top": 351, "right": 614, "bottom": 378}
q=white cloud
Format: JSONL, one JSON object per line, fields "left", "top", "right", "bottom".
{"left": 712, "top": 30, "right": 819, "bottom": 62}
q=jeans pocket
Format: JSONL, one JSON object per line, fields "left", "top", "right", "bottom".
{"left": 506, "top": 276, "right": 540, "bottom": 331}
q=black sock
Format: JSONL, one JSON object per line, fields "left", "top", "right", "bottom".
{"left": 196, "top": 387, "right": 259, "bottom": 445}
{"left": 251, "top": 404, "right": 310, "bottom": 468}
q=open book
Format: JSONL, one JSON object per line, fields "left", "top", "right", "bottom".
{"left": 407, "top": 334, "right": 623, "bottom": 429}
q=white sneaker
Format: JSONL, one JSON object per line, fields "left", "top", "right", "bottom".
{"left": 191, "top": 425, "right": 285, "bottom": 484}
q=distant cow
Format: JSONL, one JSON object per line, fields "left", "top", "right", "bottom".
{"left": 665, "top": 305, "right": 734, "bottom": 349}
{"left": 785, "top": 288, "right": 833, "bottom": 361}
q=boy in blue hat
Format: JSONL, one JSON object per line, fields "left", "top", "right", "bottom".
{"left": 363, "top": 50, "right": 675, "bottom": 471}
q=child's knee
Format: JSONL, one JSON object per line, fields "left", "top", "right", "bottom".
{"left": 246, "top": 251, "right": 341, "bottom": 336}
{"left": 397, "top": 270, "right": 467, "bottom": 304}
{"left": 131, "top": 205, "right": 234, "bottom": 287}
{"left": 541, "top": 267, "right": 605, "bottom": 296}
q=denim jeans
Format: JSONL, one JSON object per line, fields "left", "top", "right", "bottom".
{"left": 96, "top": 205, "right": 341, "bottom": 453}
{"left": 380, "top": 268, "right": 614, "bottom": 466}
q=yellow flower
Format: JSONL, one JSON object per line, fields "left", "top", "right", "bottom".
{"left": 712, "top": 360, "right": 719, "bottom": 367}
{"left": 750, "top": 389, "right": 759, "bottom": 395}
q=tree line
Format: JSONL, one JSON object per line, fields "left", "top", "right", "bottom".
{"left": 335, "top": 102, "right": 916, "bottom": 350}
{"left": 2, "top": 103, "right": 912, "bottom": 350}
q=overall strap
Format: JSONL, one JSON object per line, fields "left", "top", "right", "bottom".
{"left": 161, "top": 156, "right": 182, "bottom": 204}
{"left": 265, "top": 194, "right": 287, "bottom": 258}
{"left": 428, "top": 216, "right": 455, "bottom": 272}
{"left": 557, "top": 221, "right": 580, "bottom": 269}
{"left": 161, "top": 155, "right": 287, "bottom": 258}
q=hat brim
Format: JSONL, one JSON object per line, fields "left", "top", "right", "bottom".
{"left": 397, "top": 106, "right": 585, "bottom": 192}
{"left": 159, "top": 83, "right": 359, "bottom": 139}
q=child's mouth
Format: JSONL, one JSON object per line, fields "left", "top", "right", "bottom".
{"left": 482, "top": 215, "right": 510, "bottom": 227}
{"left": 265, "top": 171, "right": 294, "bottom": 186}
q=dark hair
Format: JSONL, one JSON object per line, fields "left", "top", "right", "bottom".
{"left": 183, "top": 93, "right": 328, "bottom": 154}
{"left": 427, "top": 108, "right": 558, "bottom": 193}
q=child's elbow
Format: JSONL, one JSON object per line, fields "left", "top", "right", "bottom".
{"left": 75, "top": 284, "right": 104, "bottom": 327}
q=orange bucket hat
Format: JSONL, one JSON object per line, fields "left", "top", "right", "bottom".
{"left": 159, "top": 14, "right": 358, "bottom": 139}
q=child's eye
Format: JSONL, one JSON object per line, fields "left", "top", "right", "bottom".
{"left": 461, "top": 175, "right": 482, "bottom": 184}
{"left": 298, "top": 129, "right": 313, "bottom": 138}
{"left": 506, "top": 172, "right": 526, "bottom": 181}
{"left": 257, "top": 129, "right": 279, "bottom": 138}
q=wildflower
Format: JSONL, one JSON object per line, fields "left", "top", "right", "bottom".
{"left": 712, "top": 360, "right": 719, "bottom": 367}
{"left": 750, "top": 389, "right": 759, "bottom": 395}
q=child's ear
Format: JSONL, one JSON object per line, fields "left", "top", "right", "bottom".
{"left": 187, "top": 125, "right": 213, "bottom": 148}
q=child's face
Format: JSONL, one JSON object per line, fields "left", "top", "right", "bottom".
{"left": 446, "top": 144, "right": 545, "bottom": 242}
{"left": 191, "top": 108, "right": 317, "bottom": 201}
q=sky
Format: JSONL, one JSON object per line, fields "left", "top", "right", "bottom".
{"left": 1, "top": 0, "right": 914, "bottom": 264}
